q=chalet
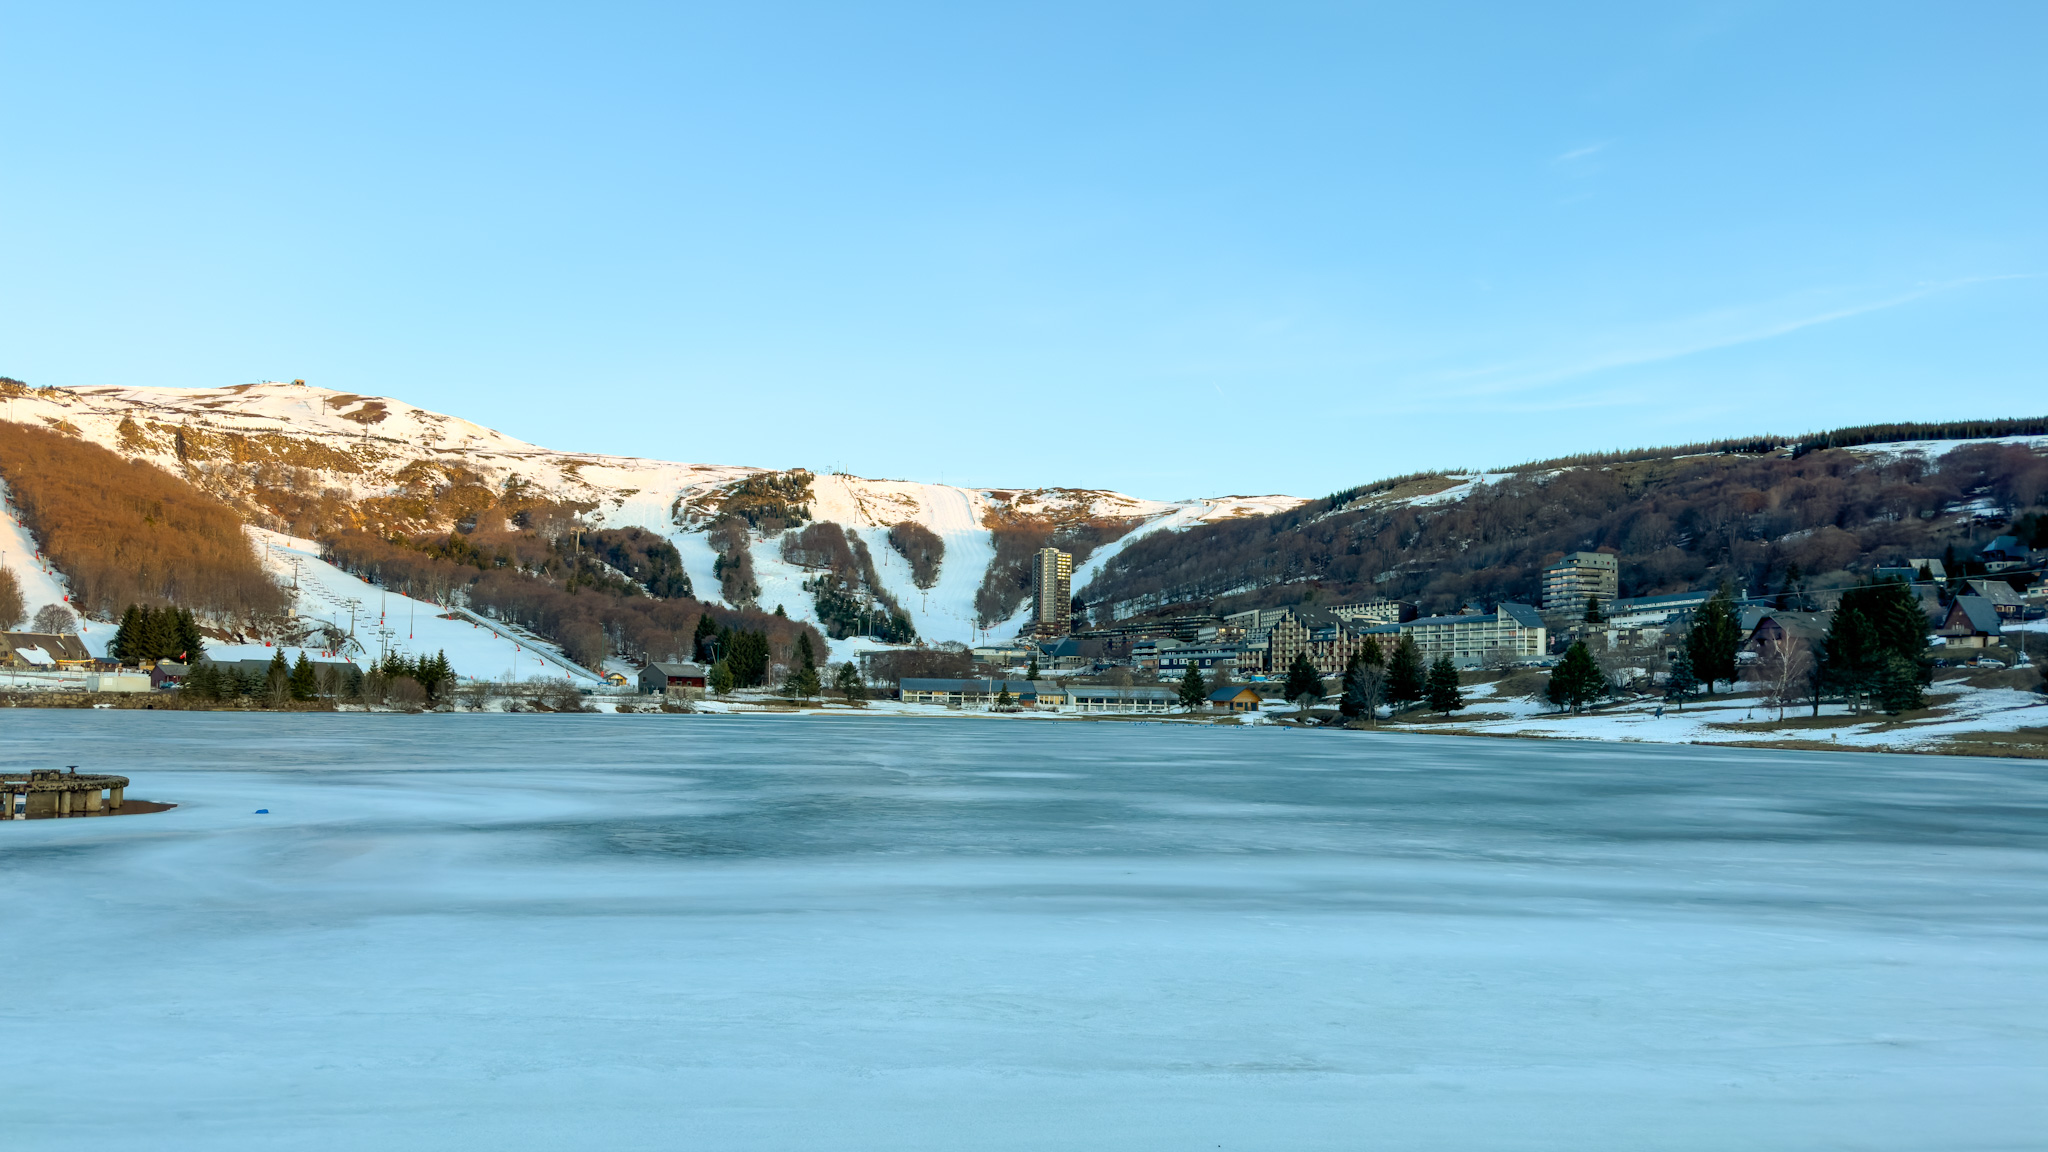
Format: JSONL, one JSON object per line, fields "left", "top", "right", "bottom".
{"left": 639, "top": 661, "right": 707, "bottom": 699}
{"left": 1937, "top": 596, "right": 2002, "bottom": 649}
{"left": 2, "top": 631, "right": 95, "bottom": 671}
{"left": 1964, "top": 579, "right": 2027, "bottom": 622}
{"left": 1905, "top": 558, "right": 1948, "bottom": 581}
{"left": 1208, "top": 685, "right": 1262, "bottom": 712}
{"left": 1742, "top": 611, "right": 1828, "bottom": 657}
{"left": 1979, "top": 536, "right": 2030, "bottom": 571}
{"left": 149, "top": 661, "right": 189, "bottom": 690}
{"left": 1033, "top": 636, "right": 1088, "bottom": 672}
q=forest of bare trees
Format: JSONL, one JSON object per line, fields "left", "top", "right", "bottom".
{"left": 974, "top": 516, "right": 1143, "bottom": 627}
{"left": 1086, "top": 438, "right": 2048, "bottom": 622}
{"left": 887, "top": 521, "right": 943, "bottom": 588}
{"left": 0, "top": 421, "right": 289, "bottom": 624}
{"left": 322, "top": 528, "right": 821, "bottom": 672}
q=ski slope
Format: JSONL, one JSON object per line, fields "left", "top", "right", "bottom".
{"left": 0, "top": 479, "right": 109, "bottom": 654}
{"left": 3, "top": 381, "right": 1309, "bottom": 646}
{"left": 240, "top": 527, "right": 600, "bottom": 684}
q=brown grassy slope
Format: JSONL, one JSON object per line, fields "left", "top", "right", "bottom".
{"left": 0, "top": 420, "right": 288, "bottom": 622}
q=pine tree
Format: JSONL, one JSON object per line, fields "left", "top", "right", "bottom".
{"left": 184, "top": 660, "right": 222, "bottom": 701}
{"left": 174, "top": 608, "right": 206, "bottom": 662}
{"left": 1777, "top": 562, "right": 1805, "bottom": 610}
{"left": 266, "top": 649, "right": 290, "bottom": 705}
{"left": 796, "top": 631, "right": 816, "bottom": 670}
{"left": 783, "top": 661, "right": 821, "bottom": 700}
{"left": 693, "top": 613, "right": 719, "bottom": 662}
{"left": 111, "top": 604, "right": 142, "bottom": 665}
{"left": 710, "top": 661, "right": 735, "bottom": 695}
{"left": 142, "top": 606, "right": 177, "bottom": 663}
{"left": 1177, "top": 661, "right": 1208, "bottom": 709}
{"left": 1283, "top": 650, "right": 1323, "bottom": 720}
{"left": 413, "top": 650, "right": 452, "bottom": 701}
{"left": 1876, "top": 653, "right": 1923, "bottom": 714}
{"left": 834, "top": 661, "right": 866, "bottom": 703}
{"left": 1546, "top": 641, "right": 1605, "bottom": 713}
{"left": 1386, "top": 634, "right": 1425, "bottom": 708}
{"left": 1821, "top": 600, "right": 1882, "bottom": 711}
{"left": 289, "top": 653, "right": 318, "bottom": 701}
{"left": 1027, "top": 654, "right": 1040, "bottom": 680}
{"left": 1665, "top": 650, "right": 1699, "bottom": 709}
{"left": 994, "top": 685, "right": 1013, "bottom": 709}
{"left": 1425, "top": 656, "right": 1465, "bottom": 716}
{"left": 1685, "top": 586, "right": 1740, "bottom": 693}
{"left": 1583, "top": 596, "right": 1603, "bottom": 624}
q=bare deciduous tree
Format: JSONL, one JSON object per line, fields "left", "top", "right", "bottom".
{"left": 31, "top": 603, "right": 77, "bottom": 634}
{"left": 1744, "top": 636, "right": 1813, "bottom": 723}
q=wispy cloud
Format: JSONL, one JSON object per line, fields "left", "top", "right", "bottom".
{"left": 1552, "top": 141, "right": 1611, "bottom": 164}
{"left": 1435, "top": 274, "right": 2037, "bottom": 398}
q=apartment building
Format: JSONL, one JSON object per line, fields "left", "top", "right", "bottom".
{"left": 1032, "top": 548, "right": 1073, "bottom": 638}
{"left": 1541, "top": 552, "right": 1618, "bottom": 616}
{"left": 1401, "top": 604, "right": 1546, "bottom": 668}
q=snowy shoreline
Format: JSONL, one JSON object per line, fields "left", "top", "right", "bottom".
{"left": 9, "top": 679, "right": 2047, "bottom": 759}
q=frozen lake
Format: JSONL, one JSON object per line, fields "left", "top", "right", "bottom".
{"left": 3, "top": 713, "right": 2044, "bottom": 1150}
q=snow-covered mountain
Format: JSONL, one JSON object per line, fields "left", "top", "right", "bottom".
{"left": 0, "top": 381, "right": 1304, "bottom": 647}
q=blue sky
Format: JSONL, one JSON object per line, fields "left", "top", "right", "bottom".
{"left": 2, "top": 2, "right": 2040, "bottom": 500}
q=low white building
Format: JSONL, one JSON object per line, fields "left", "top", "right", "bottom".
{"left": 1065, "top": 686, "right": 1178, "bottom": 713}
{"left": 1400, "top": 604, "right": 1546, "bottom": 668}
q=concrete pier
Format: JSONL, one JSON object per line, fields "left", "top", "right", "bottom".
{"left": 1, "top": 769, "right": 132, "bottom": 819}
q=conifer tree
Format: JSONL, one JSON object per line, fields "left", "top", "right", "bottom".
{"left": 1027, "top": 654, "right": 1040, "bottom": 680}
{"left": 414, "top": 650, "right": 452, "bottom": 701}
{"left": 266, "top": 649, "right": 291, "bottom": 705}
{"left": 184, "top": 660, "right": 222, "bottom": 701}
{"left": 1820, "top": 599, "right": 1882, "bottom": 711}
{"left": 1545, "top": 641, "right": 1605, "bottom": 713}
{"left": 1876, "top": 653, "right": 1924, "bottom": 714}
{"left": 783, "top": 660, "right": 821, "bottom": 700}
{"left": 1386, "top": 634, "right": 1426, "bottom": 708}
{"left": 1425, "top": 656, "right": 1465, "bottom": 716}
{"left": 796, "top": 630, "right": 816, "bottom": 670}
{"left": 1664, "top": 650, "right": 1699, "bottom": 709}
{"left": 1583, "top": 596, "right": 1603, "bottom": 624}
{"left": 111, "top": 604, "right": 143, "bottom": 664}
{"left": 143, "top": 606, "right": 177, "bottom": 664}
{"left": 1685, "top": 586, "right": 1740, "bottom": 693}
{"left": 1283, "top": 650, "right": 1323, "bottom": 721}
{"left": 692, "top": 613, "right": 719, "bottom": 662}
{"left": 834, "top": 661, "right": 866, "bottom": 703}
{"left": 710, "top": 660, "right": 735, "bottom": 695}
{"left": 1177, "top": 661, "right": 1208, "bottom": 710}
{"left": 289, "top": 652, "right": 318, "bottom": 701}
{"left": 174, "top": 608, "right": 206, "bottom": 662}
{"left": 994, "top": 685, "right": 1013, "bottom": 709}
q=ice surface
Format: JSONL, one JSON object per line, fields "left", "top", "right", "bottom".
{"left": 2, "top": 715, "right": 2044, "bottom": 1150}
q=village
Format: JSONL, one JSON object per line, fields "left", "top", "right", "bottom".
{"left": 9, "top": 534, "right": 2045, "bottom": 752}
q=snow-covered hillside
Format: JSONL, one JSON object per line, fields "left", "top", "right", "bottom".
{"left": 0, "top": 382, "right": 1306, "bottom": 646}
